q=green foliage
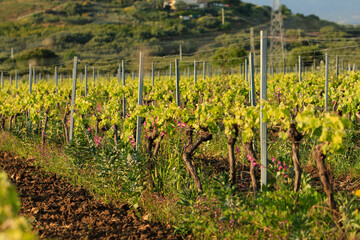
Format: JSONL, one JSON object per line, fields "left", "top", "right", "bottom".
{"left": 63, "top": 2, "right": 85, "bottom": 16}
{"left": 222, "top": 0, "right": 240, "bottom": 7}
{"left": 64, "top": 16, "right": 93, "bottom": 25}
{"left": 63, "top": 49, "right": 78, "bottom": 61}
{"left": 133, "top": 1, "right": 152, "bottom": 10}
{"left": 212, "top": 45, "right": 246, "bottom": 69}
{"left": 174, "top": 170, "right": 352, "bottom": 239}
{"left": 65, "top": 130, "right": 97, "bottom": 167}
{"left": 288, "top": 45, "right": 323, "bottom": 67}
{"left": 174, "top": 1, "right": 190, "bottom": 11}
{"left": 280, "top": 4, "right": 292, "bottom": 15}
{"left": 0, "top": 172, "right": 37, "bottom": 240}
{"left": 16, "top": 48, "right": 58, "bottom": 67}
{"left": 56, "top": 32, "right": 93, "bottom": 45}
{"left": 0, "top": 27, "right": 359, "bottom": 240}
{"left": 296, "top": 110, "right": 351, "bottom": 154}
{"left": 320, "top": 26, "right": 347, "bottom": 38}
{"left": 197, "top": 16, "right": 220, "bottom": 29}
{"left": 94, "top": 137, "right": 145, "bottom": 208}
{"left": 0, "top": 0, "right": 356, "bottom": 70}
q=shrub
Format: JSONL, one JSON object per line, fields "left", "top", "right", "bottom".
{"left": 0, "top": 172, "right": 36, "bottom": 240}
{"left": 16, "top": 48, "right": 59, "bottom": 67}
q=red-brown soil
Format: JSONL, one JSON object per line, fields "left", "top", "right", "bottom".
{"left": 0, "top": 151, "right": 182, "bottom": 240}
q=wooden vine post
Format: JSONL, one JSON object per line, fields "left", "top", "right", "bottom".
{"left": 194, "top": 60, "right": 197, "bottom": 84}
{"left": 325, "top": 53, "right": 329, "bottom": 112}
{"left": 203, "top": 61, "right": 206, "bottom": 80}
{"left": 122, "top": 60, "right": 126, "bottom": 118}
{"left": 1, "top": 71, "right": 3, "bottom": 88}
{"left": 245, "top": 58, "right": 248, "bottom": 83}
{"left": 15, "top": 71, "right": 18, "bottom": 89}
{"left": 92, "top": 66, "right": 96, "bottom": 86}
{"left": 299, "top": 56, "right": 302, "bottom": 82}
{"left": 260, "top": 30, "right": 268, "bottom": 189}
{"left": 175, "top": 59, "right": 180, "bottom": 106}
{"left": 152, "top": 62, "right": 155, "bottom": 87}
{"left": 136, "top": 52, "right": 144, "bottom": 151}
{"left": 84, "top": 65, "right": 88, "bottom": 97}
{"left": 29, "top": 64, "right": 33, "bottom": 94}
{"left": 249, "top": 52, "right": 255, "bottom": 105}
{"left": 55, "top": 66, "right": 58, "bottom": 94}
{"left": 283, "top": 58, "right": 286, "bottom": 75}
{"left": 69, "top": 57, "right": 78, "bottom": 142}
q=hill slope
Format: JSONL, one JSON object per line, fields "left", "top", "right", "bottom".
{"left": 0, "top": 0, "right": 359, "bottom": 73}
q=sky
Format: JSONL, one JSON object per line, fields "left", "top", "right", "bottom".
{"left": 244, "top": 0, "right": 360, "bottom": 25}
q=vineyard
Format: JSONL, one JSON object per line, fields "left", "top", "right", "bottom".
{"left": 0, "top": 47, "right": 359, "bottom": 239}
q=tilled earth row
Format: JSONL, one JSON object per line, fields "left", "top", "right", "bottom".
{"left": 0, "top": 151, "right": 182, "bottom": 240}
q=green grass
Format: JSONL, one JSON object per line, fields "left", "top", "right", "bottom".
{"left": 1, "top": 128, "right": 360, "bottom": 239}
{"left": 0, "top": 0, "right": 68, "bottom": 21}
{"left": 0, "top": 131, "right": 127, "bottom": 206}
{"left": 1, "top": 85, "right": 360, "bottom": 238}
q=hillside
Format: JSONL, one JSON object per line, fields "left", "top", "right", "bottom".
{"left": 0, "top": 0, "right": 359, "bottom": 73}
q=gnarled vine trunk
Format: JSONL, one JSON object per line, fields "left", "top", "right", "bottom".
{"left": 14, "top": 113, "right": 21, "bottom": 126}
{"left": 287, "top": 123, "right": 303, "bottom": 192}
{"left": 9, "top": 115, "right": 14, "bottom": 132}
{"left": 62, "top": 108, "right": 70, "bottom": 144}
{"left": 143, "top": 124, "right": 165, "bottom": 190}
{"left": 313, "top": 144, "right": 340, "bottom": 223}
{"left": 113, "top": 124, "right": 119, "bottom": 151}
{"left": 182, "top": 128, "right": 212, "bottom": 193}
{"left": 227, "top": 125, "right": 239, "bottom": 186}
{"left": 42, "top": 107, "right": 50, "bottom": 145}
{"left": 153, "top": 135, "right": 164, "bottom": 158}
{"left": 244, "top": 142, "right": 257, "bottom": 192}
{"left": 96, "top": 118, "right": 101, "bottom": 135}
{"left": 0, "top": 116, "right": 6, "bottom": 131}
{"left": 145, "top": 127, "right": 158, "bottom": 190}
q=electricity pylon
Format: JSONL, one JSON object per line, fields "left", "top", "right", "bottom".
{"left": 269, "top": 0, "right": 285, "bottom": 69}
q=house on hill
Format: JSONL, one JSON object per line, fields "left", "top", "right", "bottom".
{"left": 164, "top": 0, "right": 208, "bottom": 9}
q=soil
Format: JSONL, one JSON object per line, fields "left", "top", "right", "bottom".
{"left": 0, "top": 151, "right": 183, "bottom": 240}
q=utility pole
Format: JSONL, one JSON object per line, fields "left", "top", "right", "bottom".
{"left": 250, "top": 27, "right": 255, "bottom": 67}
{"left": 179, "top": 44, "right": 182, "bottom": 61}
{"left": 221, "top": 8, "right": 225, "bottom": 25}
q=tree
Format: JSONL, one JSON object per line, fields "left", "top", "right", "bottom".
{"left": 289, "top": 45, "right": 323, "bottom": 67}
{"left": 16, "top": 48, "right": 59, "bottom": 66}
{"left": 222, "top": 0, "right": 241, "bottom": 7}
{"left": 212, "top": 45, "right": 247, "bottom": 72}
{"left": 63, "top": 50, "right": 78, "bottom": 62}
{"left": 133, "top": 1, "right": 152, "bottom": 10}
{"left": 280, "top": 4, "right": 292, "bottom": 16}
{"left": 63, "top": 2, "right": 83, "bottom": 16}
{"left": 174, "top": 1, "right": 189, "bottom": 11}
